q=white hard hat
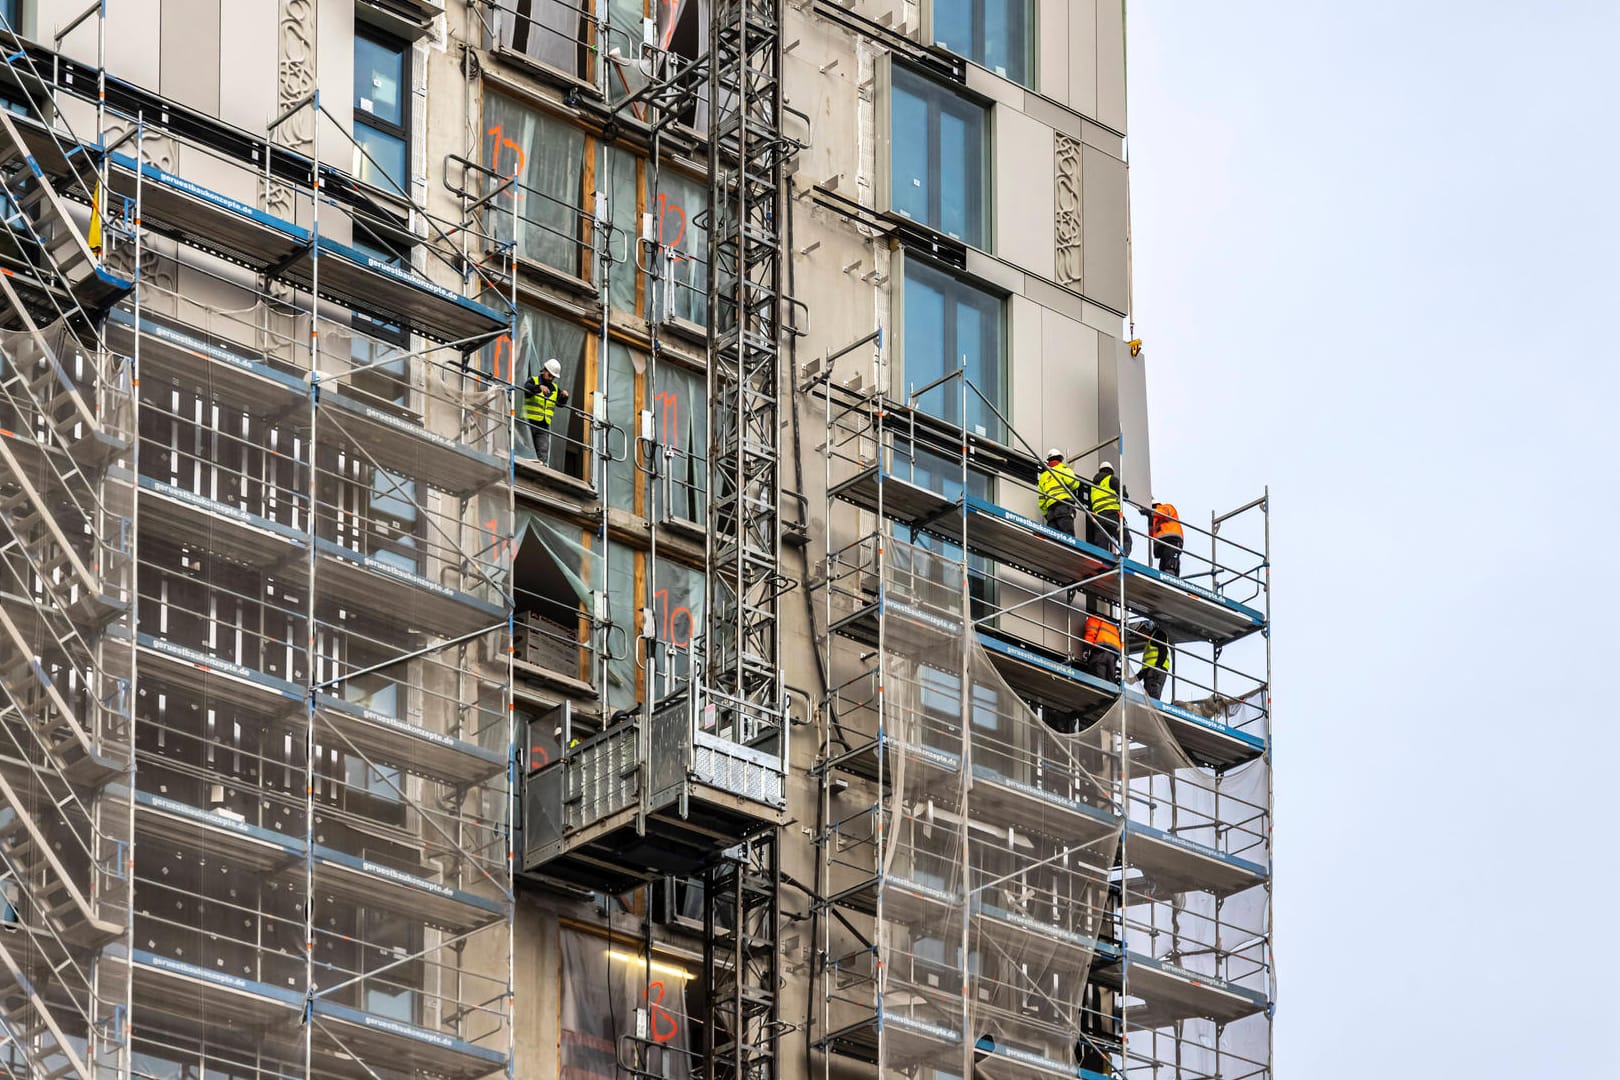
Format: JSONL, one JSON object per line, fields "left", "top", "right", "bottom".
{"left": 1046, "top": 448, "right": 1063, "bottom": 461}
{"left": 1098, "top": 460, "right": 1115, "bottom": 471}
{"left": 543, "top": 358, "right": 562, "bottom": 378}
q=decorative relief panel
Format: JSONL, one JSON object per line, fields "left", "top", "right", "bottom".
{"left": 266, "top": 0, "right": 316, "bottom": 219}
{"left": 1055, "top": 132, "right": 1082, "bottom": 287}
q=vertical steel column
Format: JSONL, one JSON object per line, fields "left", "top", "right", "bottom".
{"left": 701, "top": 3, "right": 788, "bottom": 1080}
{"left": 704, "top": 0, "right": 785, "bottom": 718}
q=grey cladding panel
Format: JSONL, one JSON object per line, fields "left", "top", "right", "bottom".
{"left": 160, "top": 0, "right": 222, "bottom": 116}
{"left": 1081, "top": 144, "right": 1128, "bottom": 314}
{"left": 1096, "top": 337, "right": 1153, "bottom": 501}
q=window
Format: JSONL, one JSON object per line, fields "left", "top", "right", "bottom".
{"left": 650, "top": 361, "right": 706, "bottom": 524}
{"left": 497, "top": 301, "right": 588, "bottom": 477}
{"left": 600, "top": 143, "right": 639, "bottom": 313}
{"left": 890, "top": 64, "right": 989, "bottom": 248}
{"left": 604, "top": 342, "right": 640, "bottom": 512}
{"left": 904, "top": 443, "right": 997, "bottom": 617}
{"left": 902, "top": 260, "right": 1005, "bottom": 439}
{"left": 354, "top": 29, "right": 409, "bottom": 195}
{"left": 0, "top": 2, "right": 19, "bottom": 35}
{"left": 490, "top": 0, "right": 591, "bottom": 80}
{"left": 648, "top": 168, "right": 709, "bottom": 326}
{"left": 603, "top": 539, "right": 637, "bottom": 712}
{"left": 651, "top": 556, "right": 704, "bottom": 694}
{"left": 655, "top": 0, "right": 711, "bottom": 132}
{"left": 348, "top": 230, "right": 412, "bottom": 406}
{"left": 932, "top": 0, "right": 1033, "bottom": 87}
{"left": 484, "top": 93, "right": 587, "bottom": 276}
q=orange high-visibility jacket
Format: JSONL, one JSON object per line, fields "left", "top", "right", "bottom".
{"left": 1082, "top": 616, "right": 1122, "bottom": 652}
{"left": 1150, "top": 502, "right": 1184, "bottom": 541}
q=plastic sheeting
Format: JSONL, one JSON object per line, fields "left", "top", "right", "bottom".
{"left": 605, "top": 342, "right": 641, "bottom": 512}
{"left": 648, "top": 169, "right": 709, "bottom": 326}
{"left": 560, "top": 925, "right": 694, "bottom": 1080}
{"left": 825, "top": 533, "right": 1273, "bottom": 1079}
{"left": 827, "top": 537, "right": 1123, "bottom": 1077}
{"left": 601, "top": 143, "right": 640, "bottom": 314}
{"left": 1118, "top": 688, "right": 1272, "bottom": 1078}
{"left": 650, "top": 360, "right": 706, "bottom": 523}
{"left": 483, "top": 92, "right": 586, "bottom": 275}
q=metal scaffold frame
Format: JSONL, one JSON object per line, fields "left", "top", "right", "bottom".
{"left": 0, "top": 5, "right": 519, "bottom": 1078}
{"left": 811, "top": 349, "right": 1274, "bottom": 1080}
{"left": 505, "top": 3, "right": 798, "bottom": 1079}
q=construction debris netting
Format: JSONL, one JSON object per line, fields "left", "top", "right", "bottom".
{"left": 858, "top": 538, "right": 1124, "bottom": 1077}
{"left": 1121, "top": 690, "right": 1272, "bottom": 1078}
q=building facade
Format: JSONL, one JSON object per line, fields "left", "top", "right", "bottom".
{"left": 0, "top": 3, "right": 1272, "bottom": 1080}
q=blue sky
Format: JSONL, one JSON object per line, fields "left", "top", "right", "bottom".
{"left": 1127, "top": 3, "right": 1620, "bottom": 1074}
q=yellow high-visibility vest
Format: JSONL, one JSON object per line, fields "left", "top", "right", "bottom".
{"left": 1038, "top": 462, "right": 1081, "bottom": 514}
{"left": 524, "top": 379, "right": 559, "bottom": 425}
{"left": 1090, "top": 472, "right": 1120, "bottom": 515}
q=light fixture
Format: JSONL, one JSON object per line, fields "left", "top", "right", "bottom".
{"left": 606, "top": 949, "right": 695, "bottom": 981}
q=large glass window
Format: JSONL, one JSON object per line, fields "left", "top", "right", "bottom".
{"left": 890, "top": 65, "right": 989, "bottom": 248}
{"left": 904, "top": 443, "right": 997, "bottom": 618}
{"left": 348, "top": 230, "right": 412, "bottom": 406}
{"left": 0, "top": 2, "right": 19, "bottom": 34}
{"left": 902, "top": 261, "right": 1005, "bottom": 440}
{"left": 354, "top": 29, "right": 409, "bottom": 195}
{"left": 484, "top": 93, "right": 587, "bottom": 276}
{"left": 932, "top": 0, "right": 1033, "bottom": 87}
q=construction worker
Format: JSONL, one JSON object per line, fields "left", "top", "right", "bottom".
{"left": 1086, "top": 461, "right": 1131, "bottom": 557}
{"left": 1079, "top": 613, "right": 1123, "bottom": 685}
{"left": 522, "top": 358, "right": 569, "bottom": 466}
{"left": 1137, "top": 619, "right": 1172, "bottom": 701}
{"left": 1149, "top": 501, "right": 1185, "bottom": 576}
{"left": 1037, "top": 448, "right": 1083, "bottom": 536}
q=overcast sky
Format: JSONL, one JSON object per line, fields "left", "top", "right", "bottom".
{"left": 1127, "top": 3, "right": 1620, "bottom": 1075}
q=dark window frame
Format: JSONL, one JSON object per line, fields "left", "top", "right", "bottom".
{"left": 901, "top": 257, "right": 1007, "bottom": 441}
{"left": 890, "top": 61, "right": 991, "bottom": 248}
{"left": 932, "top": 0, "right": 1034, "bottom": 87}
{"left": 353, "top": 24, "right": 411, "bottom": 196}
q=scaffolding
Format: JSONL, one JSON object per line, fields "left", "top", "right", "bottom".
{"left": 0, "top": 7, "right": 516, "bottom": 1078}
{"left": 814, "top": 360, "right": 1274, "bottom": 1080}
{"left": 508, "top": 3, "right": 796, "bottom": 1080}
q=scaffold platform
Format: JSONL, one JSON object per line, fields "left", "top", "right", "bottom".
{"left": 1090, "top": 948, "right": 1270, "bottom": 1029}
{"left": 1123, "top": 821, "right": 1269, "bottom": 900}
{"left": 830, "top": 467, "right": 1265, "bottom": 644}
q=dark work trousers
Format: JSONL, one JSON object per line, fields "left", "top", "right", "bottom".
{"left": 1154, "top": 534, "right": 1184, "bottom": 577}
{"left": 1087, "top": 511, "right": 1131, "bottom": 557}
{"left": 1082, "top": 646, "right": 1119, "bottom": 685}
{"left": 529, "top": 420, "right": 553, "bottom": 466}
{"left": 1045, "top": 502, "right": 1077, "bottom": 537}
{"left": 1140, "top": 667, "right": 1168, "bottom": 701}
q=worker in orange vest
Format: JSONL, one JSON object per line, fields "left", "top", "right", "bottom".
{"left": 1079, "top": 613, "right": 1123, "bottom": 684}
{"left": 1149, "top": 501, "right": 1185, "bottom": 577}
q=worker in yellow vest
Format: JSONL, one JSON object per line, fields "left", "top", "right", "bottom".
{"left": 1037, "top": 448, "right": 1084, "bottom": 536}
{"left": 522, "top": 358, "right": 569, "bottom": 466}
{"left": 1086, "top": 461, "right": 1131, "bottom": 557}
{"left": 1136, "top": 620, "right": 1172, "bottom": 700}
